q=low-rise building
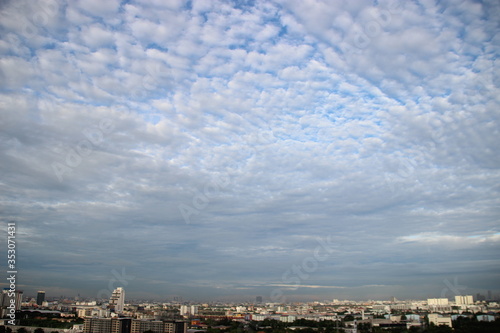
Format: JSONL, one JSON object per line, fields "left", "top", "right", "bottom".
{"left": 428, "top": 314, "right": 452, "bottom": 328}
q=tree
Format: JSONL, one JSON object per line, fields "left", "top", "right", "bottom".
{"left": 16, "top": 328, "right": 28, "bottom": 333}
{"left": 427, "top": 325, "right": 453, "bottom": 333}
{"left": 357, "top": 322, "right": 371, "bottom": 333}
{"left": 343, "top": 315, "right": 354, "bottom": 322}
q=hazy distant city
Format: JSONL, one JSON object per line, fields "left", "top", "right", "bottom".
{"left": 2, "top": 287, "right": 500, "bottom": 332}
{"left": 1, "top": 0, "right": 499, "bottom": 332}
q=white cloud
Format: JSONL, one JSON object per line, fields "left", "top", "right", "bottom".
{"left": 398, "top": 232, "right": 500, "bottom": 247}
{"left": 0, "top": 56, "right": 34, "bottom": 88}
{"left": 79, "top": 24, "right": 116, "bottom": 49}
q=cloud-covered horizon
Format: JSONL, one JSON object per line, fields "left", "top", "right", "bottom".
{"left": 1, "top": 0, "right": 499, "bottom": 302}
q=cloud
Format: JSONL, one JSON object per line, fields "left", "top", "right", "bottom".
{"left": 398, "top": 232, "right": 500, "bottom": 246}
{"left": 0, "top": 0, "right": 499, "bottom": 301}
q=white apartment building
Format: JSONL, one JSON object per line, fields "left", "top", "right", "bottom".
{"left": 109, "top": 287, "right": 125, "bottom": 313}
{"left": 427, "top": 298, "right": 448, "bottom": 306}
{"left": 180, "top": 305, "right": 198, "bottom": 316}
{"left": 455, "top": 295, "right": 473, "bottom": 305}
{"left": 428, "top": 313, "right": 452, "bottom": 327}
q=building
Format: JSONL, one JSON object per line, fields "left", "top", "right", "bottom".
{"left": 84, "top": 317, "right": 131, "bottom": 333}
{"left": 476, "top": 315, "right": 495, "bottom": 322}
{"left": 131, "top": 320, "right": 186, "bottom": 333}
{"left": 77, "top": 307, "right": 109, "bottom": 318}
{"left": 235, "top": 306, "right": 246, "bottom": 313}
{"left": 406, "top": 314, "right": 421, "bottom": 322}
{"left": 109, "top": 287, "right": 125, "bottom": 313}
{"left": 427, "top": 298, "right": 448, "bottom": 306}
{"left": 428, "top": 314, "right": 452, "bottom": 328}
{"left": 0, "top": 289, "right": 23, "bottom": 318}
{"left": 1, "top": 289, "right": 22, "bottom": 309}
{"left": 179, "top": 305, "right": 198, "bottom": 316}
{"left": 455, "top": 295, "right": 473, "bottom": 305}
{"left": 113, "top": 318, "right": 132, "bottom": 333}
{"left": 279, "top": 315, "right": 297, "bottom": 323}
{"left": 84, "top": 318, "right": 186, "bottom": 333}
{"left": 37, "top": 291, "right": 46, "bottom": 306}
{"left": 84, "top": 318, "right": 111, "bottom": 333}
{"left": 372, "top": 305, "right": 390, "bottom": 312}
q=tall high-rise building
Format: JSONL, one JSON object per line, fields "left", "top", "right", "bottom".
{"left": 37, "top": 291, "right": 45, "bottom": 306}
{"left": 256, "top": 296, "right": 263, "bottom": 304}
{"left": 109, "top": 287, "right": 125, "bottom": 313}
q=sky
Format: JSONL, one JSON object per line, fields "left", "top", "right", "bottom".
{"left": 0, "top": 0, "right": 499, "bottom": 303}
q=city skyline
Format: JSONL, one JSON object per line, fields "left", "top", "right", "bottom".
{"left": 8, "top": 286, "right": 497, "bottom": 305}
{"left": 8, "top": 283, "right": 500, "bottom": 304}
{"left": 14, "top": 295, "right": 500, "bottom": 305}
{"left": 5, "top": 288, "right": 500, "bottom": 333}
{"left": 1, "top": 0, "right": 499, "bottom": 301}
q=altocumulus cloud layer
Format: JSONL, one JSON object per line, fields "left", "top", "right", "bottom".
{"left": 0, "top": 0, "right": 499, "bottom": 301}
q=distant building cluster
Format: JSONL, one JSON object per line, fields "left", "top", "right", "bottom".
{"left": 2, "top": 288, "right": 500, "bottom": 333}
